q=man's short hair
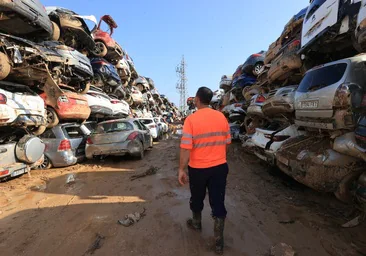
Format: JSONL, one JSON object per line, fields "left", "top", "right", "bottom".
{"left": 196, "top": 87, "right": 213, "bottom": 105}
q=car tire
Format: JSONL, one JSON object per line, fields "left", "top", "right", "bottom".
{"left": 92, "top": 41, "right": 108, "bottom": 57}
{"left": 0, "top": 52, "right": 11, "bottom": 80}
{"left": 252, "top": 62, "right": 264, "bottom": 76}
{"left": 31, "top": 125, "right": 47, "bottom": 136}
{"left": 36, "top": 155, "right": 52, "bottom": 170}
{"left": 334, "top": 172, "right": 362, "bottom": 203}
{"left": 46, "top": 107, "right": 60, "bottom": 128}
{"left": 51, "top": 21, "right": 60, "bottom": 41}
{"left": 136, "top": 140, "right": 144, "bottom": 160}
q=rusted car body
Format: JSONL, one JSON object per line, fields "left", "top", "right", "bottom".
{"left": 91, "top": 15, "right": 123, "bottom": 63}
{"left": 275, "top": 135, "right": 365, "bottom": 201}
{"left": 0, "top": 0, "right": 58, "bottom": 41}
{"left": 39, "top": 90, "right": 90, "bottom": 128}
{"left": 262, "top": 85, "right": 297, "bottom": 118}
{"left": 46, "top": 6, "right": 96, "bottom": 53}
{"left": 0, "top": 33, "right": 93, "bottom": 94}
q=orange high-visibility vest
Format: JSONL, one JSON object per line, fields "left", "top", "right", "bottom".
{"left": 180, "top": 108, "right": 231, "bottom": 168}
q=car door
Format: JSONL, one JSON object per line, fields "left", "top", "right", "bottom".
{"left": 133, "top": 120, "right": 147, "bottom": 148}
{"left": 138, "top": 121, "right": 151, "bottom": 147}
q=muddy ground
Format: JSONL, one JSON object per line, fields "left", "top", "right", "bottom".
{"left": 0, "top": 135, "right": 366, "bottom": 256}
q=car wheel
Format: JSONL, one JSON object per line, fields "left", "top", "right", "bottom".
{"left": 136, "top": 83, "right": 144, "bottom": 92}
{"left": 334, "top": 172, "right": 362, "bottom": 203}
{"left": 78, "top": 82, "right": 90, "bottom": 94}
{"left": 92, "top": 41, "right": 108, "bottom": 57}
{"left": 136, "top": 140, "right": 144, "bottom": 160}
{"left": 36, "top": 155, "right": 52, "bottom": 170}
{"left": 252, "top": 62, "right": 264, "bottom": 76}
{"left": 46, "top": 107, "right": 60, "bottom": 128}
{"left": 51, "top": 21, "right": 60, "bottom": 41}
{"left": 31, "top": 125, "right": 47, "bottom": 136}
{"left": 0, "top": 52, "right": 11, "bottom": 80}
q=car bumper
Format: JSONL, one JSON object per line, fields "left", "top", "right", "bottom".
{"left": 89, "top": 106, "right": 113, "bottom": 117}
{"left": 0, "top": 112, "right": 46, "bottom": 127}
{"left": 262, "top": 100, "right": 294, "bottom": 117}
{"left": 57, "top": 105, "right": 91, "bottom": 121}
{"left": 0, "top": 162, "right": 29, "bottom": 179}
{"left": 85, "top": 140, "right": 141, "bottom": 159}
{"left": 150, "top": 129, "right": 158, "bottom": 139}
{"left": 46, "top": 151, "right": 78, "bottom": 168}
{"left": 247, "top": 105, "right": 264, "bottom": 118}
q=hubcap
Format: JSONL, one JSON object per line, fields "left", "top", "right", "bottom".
{"left": 254, "top": 64, "right": 263, "bottom": 75}
{"left": 47, "top": 110, "right": 54, "bottom": 124}
{"left": 40, "top": 157, "right": 49, "bottom": 169}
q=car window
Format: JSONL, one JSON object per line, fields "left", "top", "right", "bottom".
{"left": 64, "top": 126, "right": 84, "bottom": 139}
{"left": 297, "top": 63, "right": 347, "bottom": 93}
{"left": 133, "top": 120, "right": 144, "bottom": 130}
{"left": 40, "top": 129, "right": 56, "bottom": 139}
{"left": 306, "top": 0, "right": 326, "bottom": 21}
{"left": 96, "top": 122, "right": 133, "bottom": 134}
{"left": 84, "top": 122, "right": 97, "bottom": 133}
{"left": 139, "top": 122, "right": 148, "bottom": 131}
{"left": 140, "top": 119, "right": 153, "bottom": 125}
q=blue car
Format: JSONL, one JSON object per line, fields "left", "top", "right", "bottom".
{"left": 232, "top": 74, "right": 257, "bottom": 89}
{"left": 90, "top": 57, "right": 121, "bottom": 87}
{"left": 242, "top": 51, "right": 266, "bottom": 77}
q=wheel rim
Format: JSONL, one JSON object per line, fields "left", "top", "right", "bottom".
{"left": 254, "top": 64, "right": 263, "bottom": 75}
{"left": 39, "top": 156, "right": 50, "bottom": 169}
{"left": 95, "top": 42, "right": 104, "bottom": 54}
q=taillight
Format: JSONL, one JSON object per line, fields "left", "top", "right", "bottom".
{"left": 333, "top": 83, "right": 350, "bottom": 107}
{"left": 127, "top": 131, "right": 138, "bottom": 140}
{"left": 255, "top": 95, "right": 266, "bottom": 103}
{"left": 150, "top": 124, "right": 156, "bottom": 128}
{"left": 355, "top": 134, "right": 366, "bottom": 141}
{"left": 0, "top": 170, "right": 9, "bottom": 176}
{"left": 111, "top": 99, "right": 120, "bottom": 104}
{"left": 58, "top": 139, "right": 71, "bottom": 151}
{"left": 234, "top": 103, "right": 242, "bottom": 107}
{"left": 288, "top": 39, "right": 301, "bottom": 50}
{"left": 58, "top": 95, "right": 69, "bottom": 103}
{"left": 264, "top": 134, "right": 291, "bottom": 142}
{"left": 251, "top": 53, "right": 261, "bottom": 57}
{"left": 0, "top": 93, "right": 7, "bottom": 104}
{"left": 86, "top": 138, "right": 93, "bottom": 144}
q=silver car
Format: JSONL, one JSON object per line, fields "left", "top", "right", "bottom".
{"left": 295, "top": 54, "right": 366, "bottom": 131}
{"left": 36, "top": 123, "right": 91, "bottom": 169}
{"left": 85, "top": 118, "right": 153, "bottom": 160}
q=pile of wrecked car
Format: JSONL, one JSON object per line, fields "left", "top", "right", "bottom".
{"left": 0, "top": 0, "right": 180, "bottom": 181}
{"left": 210, "top": 1, "right": 366, "bottom": 206}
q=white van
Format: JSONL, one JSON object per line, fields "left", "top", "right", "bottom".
{"left": 301, "top": 0, "right": 361, "bottom": 55}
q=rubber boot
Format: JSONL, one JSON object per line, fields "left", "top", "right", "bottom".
{"left": 186, "top": 212, "right": 202, "bottom": 231}
{"left": 214, "top": 217, "right": 225, "bottom": 255}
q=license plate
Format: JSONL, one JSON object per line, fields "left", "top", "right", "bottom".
{"left": 76, "top": 100, "right": 86, "bottom": 105}
{"left": 301, "top": 100, "right": 318, "bottom": 109}
{"left": 277, "top": 155, "right": 289, "bottom": 166}
{"left": 11, "top": 169, "right": 26, "bottom": 177}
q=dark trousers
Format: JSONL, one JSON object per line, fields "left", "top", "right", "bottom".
{"left": 188, "top": 163, "right": 229, "bottom": 218}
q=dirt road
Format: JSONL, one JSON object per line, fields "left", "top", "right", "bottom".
{"left": 0, "top": 136, "right": 365, "bottom": 256}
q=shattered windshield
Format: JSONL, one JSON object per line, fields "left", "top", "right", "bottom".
{"left": 96, "top": 122, "right": 133, "bottom": 133}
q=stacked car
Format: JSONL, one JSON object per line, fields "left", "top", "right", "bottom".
{"left": 212, "top": 1, "right": 366, "bottom": 206}
{"left": 0, "top": 0, "right": 178, "bottom": 180}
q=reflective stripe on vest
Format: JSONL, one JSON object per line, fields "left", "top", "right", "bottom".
{"left": 193, "top": 138, "right": 231, "bottom": 148}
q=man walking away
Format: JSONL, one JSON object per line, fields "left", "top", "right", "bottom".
{"left": 178, "top": 87, "right": 231, "bottom": 255}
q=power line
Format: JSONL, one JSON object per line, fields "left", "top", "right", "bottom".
{"left": 176, "top": 55, "right": 187, "bottom": 113}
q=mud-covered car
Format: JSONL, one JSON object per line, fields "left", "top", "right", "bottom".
{"left": 0, "top": 134, "right": 45, "bottom": 181}
{"left": 242, "top": 51, "right": 266, "bottom": 77}
{"left": 0, "top": 0, "right": 59, "bottom": 41}
{"left": 39, "top": 90, "right": 90, "bottom": 128}
{"left": 134, "top": 76, "right": 150, "bottom": 93}
{"left": 275, "top": 135, "right": 365, "bottom": 202}
{"left": 0, "top": 33, "right": 93, "bottom": 94}
{"left": 46, "top": 6, "right": 96, "bottom": 53}
{"left": 262, "top": 85, "right": 297, "bottom": 118}
{"left": 0, "top": 81, "right": 46, "bottom": 135}
{"left": 295, "top": 55, "right": 366, "bottom": 132}
{"left": 219, "top": 75, "right": 232, "bottom": 93}
{"left": 115, "top": 57, "right": 131, "bottom": 86}
{"left": 91, "top": 15, "right": 123, "bottom": 63}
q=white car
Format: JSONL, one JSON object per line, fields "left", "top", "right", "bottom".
{"left": 154, "top": 117, "right": 169, "bottom": 133}
{"left": 0, "top": 82, "right": 46, "bottom": 135}
{"left": 85, "top": 87, "right": 113, "bottom": 118}
{"left": 250, "top": 124, "right": 306, "bottom": 165}
{"left": 139, "top": 118, "right": 160, "bottom": 140}
{"left": 109, "top": 95, "right": 130, "bottom": 117}
{"left": 131, "top": 86, "right": 143, "bottom": 105}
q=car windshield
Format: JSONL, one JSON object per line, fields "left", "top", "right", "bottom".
{"left": 297, "top": 63, "right": 347, "bottom": 93}
{"left": 306, "top": 0, "right": 327, "bottom": 21}
{"left": 96, "top": 121, "right": 133, "bottom": 133}
{"left": 140, "top": 119, "right": 153, "bottom": 125}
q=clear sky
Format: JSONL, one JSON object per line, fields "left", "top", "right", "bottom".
{"left": 43, "top": 0, "right": 309, "bottom": 105}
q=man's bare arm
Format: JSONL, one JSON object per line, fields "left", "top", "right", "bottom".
{"left": 179, "top": 148, "right": 190, "bottom": 171}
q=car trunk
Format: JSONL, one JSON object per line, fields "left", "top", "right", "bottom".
{"left": 0, "top": 143, "right": 17, "bottom": 167}
{"left": 90, "top": 131, "right": 130, "bottom": 145}
{"left": 2, "top": 88, "right": 43, "bottom": 114}
{"left": 295, "top": 62, "right": 349, "bottom": 119}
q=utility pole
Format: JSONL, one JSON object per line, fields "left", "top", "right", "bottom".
{"left": 176, "top": 55, "right": 187, "bottom": 113}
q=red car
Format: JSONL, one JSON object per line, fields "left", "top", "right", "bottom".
{"left": 91, "top": 15, "right": 123, "bottom": 64}
{"left": 39, "top": 91, "right": 91, "bottom": 128}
